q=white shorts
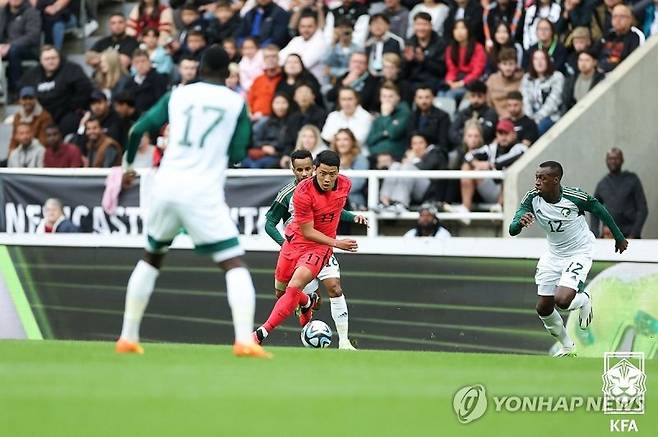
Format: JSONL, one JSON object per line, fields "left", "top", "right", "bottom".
{"left": 275, "top": 254, "right": 341, "bottom": 293}
{"left": 145, "top": 193, "right": 244, "bottom": 263}
{"left": 535, "top": 252, "right": 593, "bottom": 296}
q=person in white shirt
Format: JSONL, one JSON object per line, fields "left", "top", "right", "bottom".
{"left": 403, "top": 207, "right": 451, "bottom": 239}
{"left": 279, "top": 12, "right": 328, "bottom": 84}
{"left": 407, "top": 0, "right": 450, "bottom": 38}
{"left": 321, "top": 87, "right": 372, "bottom": 149}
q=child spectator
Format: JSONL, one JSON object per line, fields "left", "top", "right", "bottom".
{"left": 222, "top": 37, "right": 241, "bottom": 63}
{"left": 140, "top": 27, "right": 174, "bottom": 75}
{"left": 238, "top": 37, "right": 264, "bottom": 91}
{"left": 206, "top": 0, "right": 240, "bottom": 44}
{"left": 225, "top": 62, "right": 245, "bottom": 97}
{"left": 126, "top": 0, "right": 175, "bottom": 46}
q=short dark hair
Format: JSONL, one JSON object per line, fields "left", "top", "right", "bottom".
{"left": 290, "top": 149, "right": 313, "bottom": 164}
{"left": 132, "top": 48, "right": 150, "bottom": 59}
{"left": 298, "top": 10, "right": 318, "bottom": 23}
{"left": 414, "top": 85, "right": 434, "bottom": 96}
{"left": 109, "top": 12, "right": 125, "bottom": 20}
{"left": 506, "top": 90, "right": 523, "bottom": 101}
{"left": 413, "top": 11, "right": 432, "bottom": 23}
{"left": 187, "top": 29, "right": 206, "bottom": 40}
{"left": 498, "top": 47, "right": 517, "bottom": 63}
{"left": 44, "top": 123, "right": 60, "bottom": 132}
{"left": 181, "top": 2, "right": 199, "bottom": 12}
{"left": 216, "top": 0, "right": 232, "bottom": 8}
{"left": 141, "top": 26, "right": 159, "bottom": 38}
{"left": 370, "top": 13, "right": 390, "bottom": 24}
{"left": 200, "top": 45, "right": 230, "bottom": 79}
{"left": 85, "top": 116, "right": 101, "bottom": 126}
{"left": 409, "top": 131, "right": 430, "bottom": 145}
{"left": 315, "top": 150, "right": 340, "bottom": 168}
{"left": 114, "top": 91, "right": 135, "bottom": 106}
{"left": 179, "top": 54, "right": 199, "bottom": 64}
{"left": 539, "top": 161, "right": 563, "bottom": 179}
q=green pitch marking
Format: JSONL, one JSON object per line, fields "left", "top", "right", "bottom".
{"left": 0, "top": 246, "right": 42, "bottom": 339}
{"left": 0, "top": 341, "right": 656, "bottom": 437}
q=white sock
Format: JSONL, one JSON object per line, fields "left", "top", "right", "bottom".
{"left": 567, "top": 292, "right": 588, "bottom": 311}
{"left": 539, "top": 309, "right": 574, "bottom": 348}
{"left": 120, "top": 260, "right": 159, "bottom": 342}
{"left": 226, "top": 267, "right": 256, "bottom": 344}
{"left": 330, "top": 295, "right": 349, "bottom": 343}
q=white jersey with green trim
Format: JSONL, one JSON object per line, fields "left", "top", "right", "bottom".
{"left": 525, "top": 187, "right": 596, "bottom": 257}
{"left": 158, "top": 82, "right": 245, "bottom": 195}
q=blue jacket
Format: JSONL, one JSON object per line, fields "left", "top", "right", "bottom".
{"left": 236, "top": 3, "right": 290, "bottom": 48}
{"left": 644, "top": 4, "right": 656, "bottom": 38}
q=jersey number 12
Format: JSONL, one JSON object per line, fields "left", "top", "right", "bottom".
{"left": 179, "top": 105, "right": 226, "bottom": 148}
{"left": 548, "top": 220, "right": 564, "bottom": 233}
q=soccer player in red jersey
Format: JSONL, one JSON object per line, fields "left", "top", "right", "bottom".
{"left": 254, "top": 150, "right": 358, "bottom": 343}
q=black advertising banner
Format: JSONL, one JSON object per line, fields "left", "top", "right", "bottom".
{"left": 0, "top": 173, "right": 291, "bottom": 234}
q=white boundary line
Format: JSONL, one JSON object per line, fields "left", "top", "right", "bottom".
{"left": 0, "top": 234, "right": 655, "bottom": 262}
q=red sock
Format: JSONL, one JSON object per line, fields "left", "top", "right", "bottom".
{"left": 263, "top": 286, "right": 304, "bottom": 333}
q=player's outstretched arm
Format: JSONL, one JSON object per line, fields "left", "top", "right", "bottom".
{"left": 299, "top": 222, "right": 358, "bottom": 252}
{"left": 586, "top": 197, "right": 628, "bottom": 253}
{"left": 264, "top": 202, "right": 287, "bottom": 246}
{"left": 125, "top": 92, "right": 170, "bottom": 168}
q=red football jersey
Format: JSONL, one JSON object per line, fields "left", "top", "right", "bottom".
{"left": 285, "top": 174, "right": 352, "bottom": 247}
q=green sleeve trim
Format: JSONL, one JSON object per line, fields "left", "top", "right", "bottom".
{"left": 563, "top": 188, "right": 625, "bottom": 241}
{"left": 228, "top": 104, "right": 251, "bottom": 165}
{"left": 264, "top": 201, "right": 288, "bottom": 246}
{"left": 340, "top": 210, "right": 356, "bottom": 222}
{"left": 509, "top": 190, "right": 536, "bottom": 236}
{"left": 126, "top": 92, "right": 170, "bottom": 165}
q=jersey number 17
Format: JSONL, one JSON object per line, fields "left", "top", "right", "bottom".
{"left": 179, "top": 105, "right": 226, "bottom": 148}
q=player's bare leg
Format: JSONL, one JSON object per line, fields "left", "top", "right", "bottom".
{"left": 220, "top": 257, "right": 271, "bottom": 359}
{"left": 255, "top": 266, "right": 318, "bottom": 343}
{"left": 536, "top": 295, "right": 576, "bottom": 357}
{"left": 322, "top": 278, "right": 356, "bottom": 350}
{"left": 555, "top": 286, "right": 592, "bottom": 330}
{"left": 117, "top": 251, "right": 165, "bottom": 354}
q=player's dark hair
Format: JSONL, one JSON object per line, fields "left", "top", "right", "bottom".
{"left": 315, "top": 150, "right": 340, "bottom": 168}
{"left": 200, "top": 45, "right": 230, "bottom": 81}
{"left": 290, "top": 149, "right": 313, "bottom": 164}
{"left": 539, "top": 161, "right": 563, "bottom": 179}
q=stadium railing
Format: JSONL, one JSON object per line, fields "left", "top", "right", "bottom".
{"left": 0, "top": 167, "right": 505, "bottom": 237}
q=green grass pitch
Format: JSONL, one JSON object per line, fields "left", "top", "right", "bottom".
{"left": 1, "top": 340, "right": 656, "bottom": 437}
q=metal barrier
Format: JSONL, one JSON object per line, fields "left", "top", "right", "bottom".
{"left": 0, "top": 167, "right": 505, "bottom": 237}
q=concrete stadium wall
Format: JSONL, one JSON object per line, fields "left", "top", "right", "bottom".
{"left": 504, "top": 37, "right": 658, "bottom": 239}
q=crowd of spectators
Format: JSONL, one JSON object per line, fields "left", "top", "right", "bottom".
{"left": 2, "top": 0, "right": 655, "bottom": 217}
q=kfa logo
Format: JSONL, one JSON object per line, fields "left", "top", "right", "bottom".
{"left": 603, "top": 352, "right": 646, "bottom": 432}
{"left": 560, "top": 208, "right": 571, "bottom": 217}
{"left": 453, "top": 384, "right": 487, "bottom": 424}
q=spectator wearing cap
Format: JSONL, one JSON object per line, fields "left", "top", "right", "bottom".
{"left": 8, "top": 86, "right": 54, "bottom": 153}
{"left": 520, "top": 49, "right": 564, "bottom": 135}
{"left": 365, "top": 13, "right": 404, "bottom": 77}
{"left": 402, "top": 11, "right": 446, "bottom": 93}
{"left": 486, "top": 47, "right": 523, "bottom": 118}
{"left": 7, "top": 122, "right": 45, "bottom": 168}
{"left": 564, "top": 26, "right": 592, "bottom": 76}
{"left": 83, "top": 117, "right": 122, "bottom": 168}
{"left": 366, "top": 81, "right": 411, "bottom": 162}
{"left": 591, "top": 148, "right": 648, "bottom": 239}
{"left": 562, "top": 49, "right": 604, "bottom": 113}
{"left": 323, "top": 0, "right": 370, "bottom": 48}
{"left": 443, "top": 19, "right": 486, "bottom": 104}
{"left": 596, "top": 4, "right": 644, "bottom": 73}
{"left": 43, "top": 124, "right": 83, "bottom": 168}
{"left": 124, "top": 49, "right": 169, "bottom": 114}
{"left": 20, "top": 45, "right": 94, "bottom": 136}
{"left": 455, "top": 118, "right": 527, "bottom": 222}
{"left": 404, "top": 207, "right": 451, "bottom": 239}
{"left": 407, "top": 86, "right": 450, "bottom": 152}
{"left": 86, "top": 13, "right": 139, "bottom": 71}
{"left": 36, "top": 198, "right": 79, "bottom": 233}
{"left": 247, "top": 44, "right": 283, "bottom": 122}
{"left": 236, "top": 0, "right": 290, "bottom": 48}
{"left": 448, "top": 80, "right": 498, "bottom": 147}
{"left": 407, "top": 0, "right": 449, "bottom": 38}
{"left": 383, "top": 0, "right": 409, "bottom": 39}
{"left": 0, "top": 0, "right": 41, "bottom": 98}
{"left": 644, "top": 0, "right": 658, "bottom": 39}
{"left": 505, "top": 91, "right": 539, "bottom": 146}
{"left": 206, "top": 0, "right": 240, "bottom": 45}
{"left": 279, "top": 12, "right": 327, "bottom": 83}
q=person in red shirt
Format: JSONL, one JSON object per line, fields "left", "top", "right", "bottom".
{"left": 43, "top": 124, "right": 84, "bottom": 168}
{"left": 255, "top": 150, "right": 358, "bottom": 343}
{"left": 444, "top": 19, "right": 486, "bottom": 105}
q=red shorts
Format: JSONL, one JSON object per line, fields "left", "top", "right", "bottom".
{"left": 274, "top": 242, "right": 333, "bottom": 284}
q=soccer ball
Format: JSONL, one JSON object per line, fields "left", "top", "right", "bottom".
{"left": 301, "top": 320, "right": 332, "bottom": 348}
